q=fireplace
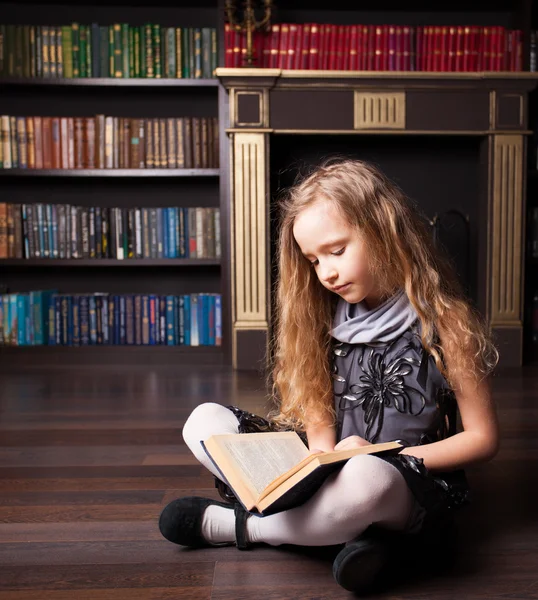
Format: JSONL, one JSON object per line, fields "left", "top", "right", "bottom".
{"left": 217, "top": 69, "right": 537, "bottom": 369}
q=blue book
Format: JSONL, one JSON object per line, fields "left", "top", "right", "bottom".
{"left": 100, "top": 294, "right": 109, "bottom": 345}
{"left": 47, "top": 295, "right": 56, "bottom": 346}
{"left": 157, "top": 209, "right": 164, "bottom": 258}
{"left": 191, "top": 294, "right": 199, "bottom": 346}
{"left": 209, "top": 294, "right": 216, "bottom": 346}
{"left": 119, "top": 295, "right": 126, "bottom": 345}
{"left": 166, "top": 295, "right": 175, "bottom": 345}
{"left": 89, "top": 296, "right": 97, "bottom": 345}
{"left": 79, "top": 295, "right": 90, "bottom": 345}
{"left": 47, "top": 204, "right": 54, "bottom": 259}
{"left": 72, "top": 295, "right": 80, "bottom": 346}
{"left": 113, "top": 295, "right": 121, "bottom": 345}
{"left": 177, "top": 296, "right": 184, "bottom": 345}
{"left": 162, "top": 208, "right": 169, "bottom": 258}
{"left": 215, "top": 294, "right": 221, "bottom": 347}
{"left": 51, "top": 205, "right": 59, "bottom": 258}
{"left": 0, "top": 295, "right": 4, "bottom": 345}
{"left": 148, "top": 295, "right": 156, "bottom": 345}
{"left": 16, "top": 294, "right": 26, "bottom": 346}
{"left": 141, "top": 295, "right": 150, "bottom": 345}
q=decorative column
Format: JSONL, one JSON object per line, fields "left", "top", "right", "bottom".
{"left": 230, "top": 132, "right": 270, "bottom": 370}
{"left": 488, "top": 134, "right": 525, "bottom": 364}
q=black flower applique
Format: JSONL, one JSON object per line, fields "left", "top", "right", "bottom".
{"left": 337, "top": 338, "right": 426, "bottom": 443}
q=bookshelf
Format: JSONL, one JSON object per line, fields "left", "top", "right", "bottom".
{"left": 0, "top": 0, "right": 229, "bottom": 366}
{"left": 2, "top": 0, "right": 538, "bottom": 369}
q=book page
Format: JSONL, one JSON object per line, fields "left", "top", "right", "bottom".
{"left": 220, "top": 434, "right": 310, "bottom": 496}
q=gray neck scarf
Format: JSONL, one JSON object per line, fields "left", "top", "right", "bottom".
{"left": 331, "top": 288, "right": 418, "bottom": 344}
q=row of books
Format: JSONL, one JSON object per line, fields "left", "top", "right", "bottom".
{"left": 0, "top": 24, "right": 218, "bottom": 79}
{"left": 0, "top": 292, "right": 222, "bottom": 346}
{"left": 225, "top": 23, "right": 524, "bottom": 71}
{"left": 0, "top": 115, "right": 219, "bottom": 170}
{"left": 0, "top": 204, "right": 220, "bottom": 260}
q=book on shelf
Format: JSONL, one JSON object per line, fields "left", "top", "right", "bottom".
{"left": 202, "top": 431, "right": 403, "bottom": 516}
{"left": 0, "top": 24, "right": 218, "bottom": 79}
{"left": 224, "top": 22, "right": 523, "bottom": 72}
{"left": 0, "top": 292, "right": 222, "bottom": 347}
{"left": 0, "top": 115, "right": 219, "bottom": 170}
{"left": 0, "top": 203, "right": 220, "bottom": 260}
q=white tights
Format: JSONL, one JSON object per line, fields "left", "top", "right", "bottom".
{"left": 182, "top": 402, "right": 415, "bottom": 547}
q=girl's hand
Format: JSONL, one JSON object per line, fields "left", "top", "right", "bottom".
{"left": 334, "top": 435, "right": 371, "bottom": 451}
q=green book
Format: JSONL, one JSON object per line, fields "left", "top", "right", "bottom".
{"left": 129, "top": 26, "right": 135, "bottom": 77}
{"left": 122, "top": 23, "right": 129, "bottom": 78}
{"left": 181, "top": 27, "right": 190, "bottom": 78}
{"left": 79, "top": 24, "right": 87, "bottom": 77}
{"left": 152, "top": 24, "right": 161, "bottom": 78}
{"left": 99, "top": 26, "right": 108, "bottom": 77}
{"left": 22, "top": 25, "right": 31, "bottom": 78}
{"left": 113, "top": 24, "right": 122, "bottom": 77}
{"left": 108, "top": 25, "right": 114, "bottom": 77}
{"left": 133, "top": 26, "right": 141, "bottom": 77}
{"left": 194, "top": 28, "right": 202, "bottom": 79}
{"left": 85, "top": 25, "right": 92, "bottom": 78}
{"left": 56, "top": 26, "right": 63, "bottom": 78}
{"left": 71, "top": 23, "right": 80, "bottom": 78}
{"left": 166, "top": 27, "right": 175, "bottom": 78}
{"left": 144, "top": 23, "right": 153, "bottom": 77}
{"left": 201, "top": 27, "right": 211, "bottom": 79}
{"left": 140, "top": 25, "right": 146, "bottom": 77}
{"left": 61, "top": 26, "right": 73, "bottom": 78}
{"left": 14, "top": 25, "right": 23, "bottom": 77}
{"left": 210, "top": 28, "right": 217, "bottom": 77}
{"left": 30, "top": 25, "right": 37, "bottom": 77}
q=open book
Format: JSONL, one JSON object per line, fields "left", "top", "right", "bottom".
{"left": 201, "top": 431, "right": 403, "bottom": 516}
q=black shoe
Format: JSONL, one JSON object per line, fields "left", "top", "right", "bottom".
{"left": 159, "top": 496, "right": 252, "bottom": 550}
{"left": 332, "top": 530, "right": 391, "bottom": 594}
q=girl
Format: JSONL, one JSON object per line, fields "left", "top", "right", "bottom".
{"left": 159, "top": 159, "right": 499, "bottom": 593}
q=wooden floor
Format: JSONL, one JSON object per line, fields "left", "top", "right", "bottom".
{"left": 0, "top": 363, "right": 537, "bottom": 599}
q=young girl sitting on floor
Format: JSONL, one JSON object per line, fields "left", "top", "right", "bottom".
{"left": 159, "top": 159, "right": 499, "bottom": 594}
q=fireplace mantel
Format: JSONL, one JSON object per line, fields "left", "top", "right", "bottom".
{"left": 217, "top": 68, "right": 538, "bottom": 369}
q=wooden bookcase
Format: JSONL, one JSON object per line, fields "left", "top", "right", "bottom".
{"left": 0, "top": 0, "right": 231, "bottom": 367}
{"left": 1, "top": 0, "right": 538, "bottom": 368}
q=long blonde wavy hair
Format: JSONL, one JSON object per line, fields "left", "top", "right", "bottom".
{"left": 266, "top": 159, "right": 498, "bottom": 432}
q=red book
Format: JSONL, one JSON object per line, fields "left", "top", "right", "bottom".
{"left": 294, "top": 24, "right": 304, "bottom": 69}
{"left": 440, "top": 27, "right": 448, "bottom": 71}
{"left": 85, "top": 117, "right": 95, "bottom": 169}
{"left": 232, "top": 29, "right": 241, "bottom": 68}
{"left": 269, "top": 24, "right": 280, "bottom": 69}
{"left": 34, "top": 117, "right": 43, "bottom": 169}
{"left": 454, "top": 26, "right": 463, "bottom": 71}
{"left": 286, "top": 24, "right": 298, "bottom": 69}
{"left": 415, "top": 27, "right": 423, "bottom": 71}
{"left": 321, "top": 24, "right": 330, "bottom": 70}
{"left": 60, "top": 117, "right": 69, "bottom": 169}
{"left": 374, "top": 26, "right": 382, "bottom": 70}
{"left": 342, "top": 26, "right": 350, "bottom": 70}
{"left": 42, "top": 117, "right": 52, "bottom": 170}
{"left": 395, "top": 26, "right": 402, "bottom": 71}
{"left": 447, "top": 26, "right": 456, "bottom": 71}
{"left": 309, "top": 24, "right": 319, "bottom": 69}
{"left": 358, "top": 26, "right": 366, "bottom": 70}
{"left": 496, "top": 26, "right": 505, "bottom": 71}
{"left": 67, "top": 118, "right": 75, "bottom": 169}
{"left": 514, "top": 29, "right": 522, "bottom": 71}
{"left": 349, "top": 25, "right": 358, "bottom": 70}
{"left": 52, "top": 117, "right": 61, "bottom": 169}
{"left": 382, "top": 25, "right": 389, "bottom": 70}
{"left": 224, "top": 23, "right": 232, "bottom": 68}
{"left": 327, "top": 25, "right": 337, "bottom": 70}
{"left": 388, "top": 25, "right": 396, "bottom": 71}
{"left": 278, "top": 24, "right": 289, "bottom": 70}
{"left": 299, "top": 24, "right": 310, "bottom": 69}
{"left": 431, "top": 27, "right": 439, "bottom": 71}
{"left": 366, "top": 25, "right": 375, "bottom": 70}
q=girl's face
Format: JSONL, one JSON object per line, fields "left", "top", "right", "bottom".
{"left": 292, "top": 199, "right": 383, "bottom": 309}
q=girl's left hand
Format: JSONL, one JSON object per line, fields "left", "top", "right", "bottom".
{"left": 334, "top": 435, "right": 371, "bottom": 451}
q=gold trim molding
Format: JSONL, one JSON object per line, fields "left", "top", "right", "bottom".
{"left": 231, "top": 132, "right": 269, "bottom": 367}
{"left": 489, "top": 135, "right": 524, "bottom": 327}
{"left": 354, "top": 91, "right": 406, "bottom": 130}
